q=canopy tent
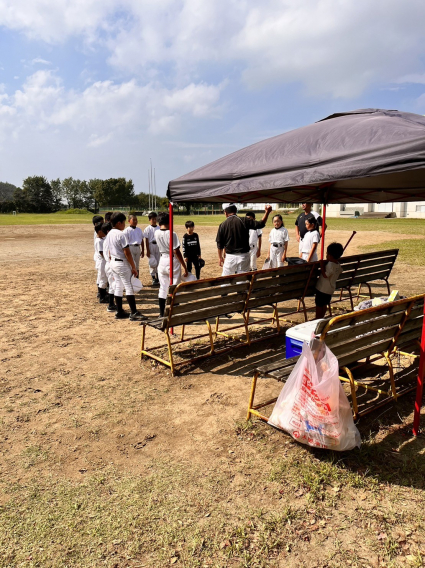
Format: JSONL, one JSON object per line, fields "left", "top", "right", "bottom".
{"left": 168, "top": 109, "right": 425, "bottom": 204}
{"left": 166, "top": 108, "right": 425, "bottom": 434}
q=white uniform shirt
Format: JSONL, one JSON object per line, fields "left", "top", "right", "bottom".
{"left": 144, "top": 225, "right": 160, "bottom": 244}
{"left": 123, "top": 226, "right": 144, "bottom": 245}
{"left": 269, "top": 226, "right": 290, "bottom": 244}
{"left": 94, "top": 237, "right": 104, "bottom": 262}
{"left": 156, "top": 229, "right": 180, "bottom": 254}
{"left": 316, "top": 262, "right": 343, "bottom": 295}
{"left": 301, "top": 230, "right": 320, "bottom": 255}
{"left": 249, "top": 228, "right": 262, "bottom": 247}
{"left": 108, "top": 228, "right": 129, "bottom": 260}
{"left": 103, "top": 234, "right": 111, "bottom": 263}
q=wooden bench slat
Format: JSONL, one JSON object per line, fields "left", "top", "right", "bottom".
{"left": 253, "top": 263, "right": 314, "bottom": 281}
{"left": 173, "top": 282, "right": 250, "bottom": 304}
{"left": 168, "top": 301, "right": 247, "bottom": 327}
{"left": 171, "top": 292, "right": 248, "bottom": 315}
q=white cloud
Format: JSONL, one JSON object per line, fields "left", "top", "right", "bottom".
{"left": 1, "top": 0, "right": 425, "bottom": 98}
{"left": 0, "top": 71, "right": 224, "bottom": 143}
{"left": 31, "top": 57, "right": 51, "bottom": 65}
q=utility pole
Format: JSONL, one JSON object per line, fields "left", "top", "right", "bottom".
{"left": 148, "top": 169, "right": 151, "bottom": 211}
{"left": 154, "top": 168, "right": 157, "bottom": 211}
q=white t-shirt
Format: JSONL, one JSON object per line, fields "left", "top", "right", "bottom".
{"left": 123, "top": 226, "right": 144, "bottom": 245}
{"left": 249, "top": 228, "right": 262, "bottom": 247}
{"left": 103, "top": 234, "right": 111, "bottom": 264}
{"left": 316, "top": 261, "right": 343, "bottom": 295}
{"left": 108, "top": 228, "right": 129, "bottom": 260}
{"left": 301, "top": 230, "right": 320, "bottom": 261}
{"left": 94, "top": 237, "right": 104, "bottom": 261}
{"left": 269, "top": 226, "right": 290, "bottom": 244}
{"left": 156, "top": 229, "right": 181, "bottom": 254}
{"left": 144, "top": 225, "right": 160, "bottom": 244}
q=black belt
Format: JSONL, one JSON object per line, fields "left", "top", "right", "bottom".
{"left": 151, "top": 240, "right": 157, "bottom": 245}
{"left": 130, "top": 244, "right": 140, "bottom": 246}
{"left": 114, "top": 258, "right": 123, "bottom": 262}
{"left": 272, "top": 243, "right": 284, "bottom": 247}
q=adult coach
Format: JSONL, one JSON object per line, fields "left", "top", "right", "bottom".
{"left": 294, "top": 202, "right": 327, "bottom": 254}
{"left": 216, "top": 204, "right": 272, "bottom": 275}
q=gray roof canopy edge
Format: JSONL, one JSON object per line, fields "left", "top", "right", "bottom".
{"left": 167, "top": 109, "right": 425, "bottom": 204}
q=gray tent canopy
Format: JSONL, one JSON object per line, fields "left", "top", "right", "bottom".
{"left": 168, "top": 109, "right": 425, "bottom": 204}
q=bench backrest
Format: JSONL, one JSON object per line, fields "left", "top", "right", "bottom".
{"left": 245, "top": 262, "right": 320, "bottom": 312}
{"left": 163, "top": 274, "right": 252, "bottom": 329}
{"left": 314, "top": 294, "right": 425, "bottom": 367}
{"left": 335, "top": 249, "right": 398, "bottom": 291}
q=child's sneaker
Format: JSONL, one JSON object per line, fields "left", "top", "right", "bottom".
{"left": 115, "top": 310, "right": 130, "bottom": 319}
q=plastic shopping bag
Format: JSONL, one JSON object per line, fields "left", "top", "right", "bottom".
{"left": 269, "top": 339, "right": 361, "bottom": 451}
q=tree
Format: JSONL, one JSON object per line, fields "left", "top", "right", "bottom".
{"left": 21, "top": 176, "right": 55, "bottom": 213}
{"left": 93, "top": 178, "right": 137, "bottom": 207}
{"left": 0, "top": 181, "right": 17, "bottom": 202}
{"left": 50, "top": 178, "right": 64, "bottom": 211}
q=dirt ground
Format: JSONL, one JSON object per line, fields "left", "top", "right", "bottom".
{"left": 1, "top": 223, "right": 425, "bottom": 567}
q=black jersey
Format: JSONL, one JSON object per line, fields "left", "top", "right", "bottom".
{"left": 182, "top": 232, "right": 201, "bottom": 258}
{"left": 295, "top": 211, "right": 323, "bottom": 239}
{"left": 216, "top": 215, "right": 265, "bottom": 254}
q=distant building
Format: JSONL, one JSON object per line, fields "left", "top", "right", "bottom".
{"left": 327, "top": 202, "right": 425, "bottom": 219}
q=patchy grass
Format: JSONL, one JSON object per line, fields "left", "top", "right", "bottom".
{"left": 361, "top": 238, "right": 425, "bottom": 266}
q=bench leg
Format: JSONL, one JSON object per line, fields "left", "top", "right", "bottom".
{"left": 215, "top": 316, "right": 220, "bottom": 338}
{"left": 206, "top": 319, "right": 215, "bottom": 355}
{"left": 366, "top": 282, "right": 373, "bottom": 300}
{"left": 165, "top": 331, "right": 175, "bottom": 376}
{"left": 348, "top": 288, "right": 354, "bottom": 310}
{"left": 180, "top": 325, "right": 185, "bottom": 342}
{"left": 141, "top": 324, "right": 146, "bottom": 360}
{"left": 247, "top": 372, "right": 259, "bottom": 421}
{"left": 274, "top": 305, "right": 280, "bottom": 333}
{"left": 301, "top": 299, "right": 308, "bottom": 322}
{"left": 356, "top": 283, "right": 362, "bottom": 302}
{"left": 383, "top": 351, "right": 397, "bottom": 400}
{"left": 341, "top": 366, "right": 359, "bottom": 419}
{"left": 385, "top": 278, "right": 391, "bottom": 295}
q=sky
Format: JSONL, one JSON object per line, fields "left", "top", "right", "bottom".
{"left": 1, "top": 0, "right": 425, "bottom": 197}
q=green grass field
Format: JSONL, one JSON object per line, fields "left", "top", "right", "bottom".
{"left": 1, "top": 211, "right": 425, "bottom": 233}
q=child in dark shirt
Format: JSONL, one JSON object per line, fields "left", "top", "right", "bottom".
{"left": 182, "top": 221, "right": 203, "bottom": 279}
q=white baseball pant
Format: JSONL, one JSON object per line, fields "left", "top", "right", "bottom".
{"left": 221, "top": 252, "right": 250, "bottom": 276}
{"left": 111, "top": 258, "right": 134, "bottom": 297}
{"left": 96, "top": 259, "right": 108, "bottom": 288}
{"left": 148, "top": 243, "right": 160, "bottom": 278}
{"left": 269, "top": 244, "right": 285, "bottom": 268}
{"left": 129, "top": 245, "right": 141, "bottom": 271}
{"left": 158, "top": 255, "right": 182, "bottom": 300}
{"left": 105, "top": 262, "right": 115, "bottom": 294}
{"left": 249, "top": 245, "right": 258, "bottom": 271}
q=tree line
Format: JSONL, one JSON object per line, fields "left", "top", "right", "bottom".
{"left": 0, "top": 176, "right": 171, "bottom": 213}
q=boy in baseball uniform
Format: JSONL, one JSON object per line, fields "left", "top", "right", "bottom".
{"left": 101, "top": 222, "right": 117, "bottom": 312}
{"left": 156, "top": 212, "right": 188, "bottom": 317}
{"left": 123, "top": 214, "right": 144, "bottom": 277}
{"left": 245, "top": 212, "right": 262, "bottom": 271}
{"left": 92, "top": 215, "right": 104, "bottom": 296}
{"left": 144, "top": 212, "right": 160, "bottom": 286}
{"left": 94, "top": 222, "right": 108, "bottom": 303}
{"left": 109, "top": 212, "right": 146, "bottom": 321}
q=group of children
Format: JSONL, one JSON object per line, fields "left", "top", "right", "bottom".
{"left": 92, "top": 208, "right": 343, "bottom": 322}
{"left": 92, "top": 211, "right": 205, "bottom": 320}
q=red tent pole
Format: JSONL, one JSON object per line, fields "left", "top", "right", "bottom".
{"left": 320, "top": 203, "right": 327, "bottom": 260}
{"left": 169, "top": 201, "right": 174, "bottom": 334}
{"left": 412, "top": 301, "right": 425, "bottom": 435}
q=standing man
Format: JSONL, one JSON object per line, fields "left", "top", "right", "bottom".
{"left": 216, "top": 204, "right": 272, "bottom": 275}
{"left": 295, "top": 202, "right": 327, "bottom": 255}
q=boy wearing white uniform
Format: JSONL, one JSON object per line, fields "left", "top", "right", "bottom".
{"left": 245, "top": 212, "right": 262, "bottom": 271}
{"left": 92, "top": 215, "right": 104, "bottom": 297}
{"left": 94, "top": 223, "right": 108, "bottom": 303}
{"left": 156, "top": 212, "right": 188, "bottom": 317}
{"left": 109, "top": 212, "right": 146, "bottom": 321}
{"left": 101, "top": 222, "right": 117, "bottom": 312}
{"left": 123, "top": 214, "right": 144, "bottom": 277}
{"left": 144, "top": 212, "right": 160, "bottom": 286}
{"left": 268, "top": 215, "right": 289, "bottom": 268}
{"left": 315, "top": 242, "right": 344, "bottom": 319}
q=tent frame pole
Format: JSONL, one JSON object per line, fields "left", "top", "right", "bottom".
{"left": 413, "top": 301, "right": 425, "bottom": 435}
{"left": 320, "top": 203, "right": 327, "bottom": 260}
{"left": 169, "top": 202, "right": 174, "bottom": 335}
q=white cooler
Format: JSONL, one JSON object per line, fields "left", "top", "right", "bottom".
{"left": 285, "top": 319, "right": 324, "bottom": 359}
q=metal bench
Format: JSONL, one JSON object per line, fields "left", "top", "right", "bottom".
{"left": 247, "top": 293, "right": 424, "bottom": 421}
